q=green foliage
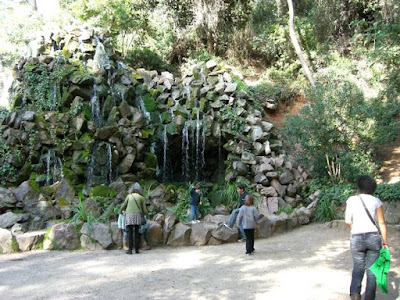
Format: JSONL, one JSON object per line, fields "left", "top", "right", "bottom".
{"left": 220, "top": 105, "right": 246, "bottom": 133}
{"left": 281, "top": 79, "right": 395, "bottom": 183}
{"left": 276, "top": 205, "right": 294, "bottom": 216}
{"left": 375, "top": 183, "right": 400, "bottom": 203}
{"left": 90, "top": 185, "right": 116, "bottom": 198}
{"left": 220, "top": 183, "right": 239, "bottom": 210}
{"left": 249, "top": 81, "right": 296, "bottom": 107}
{"left": 70, "top": 200, "right": 96, "bottom": 224}
{"left": 142, "top": 94, "right": 156, "bottom": 113}
{"left": 11, "top": 237, "right": 19, "bottom": 252}
{"left": 22, "top": 56, "right": 74, "bottom": 112}
{"left": 313, "top": 198, "right": 336, "bottom": 222}
{"left": 126, "top": 48, "right": 174, "bottom": 73}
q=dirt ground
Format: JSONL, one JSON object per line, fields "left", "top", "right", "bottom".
{"left": 0, "top": 223, "right": 399, "bottom": 300}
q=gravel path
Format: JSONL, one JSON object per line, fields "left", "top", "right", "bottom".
{"left": 1, "top": 223, "right": 399, "bottom": 300}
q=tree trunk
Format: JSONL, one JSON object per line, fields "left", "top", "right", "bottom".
{"left": 287, "top": 0, "right": 315, "bottom": 87}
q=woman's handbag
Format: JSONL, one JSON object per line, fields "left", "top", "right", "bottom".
{"left": 132, "top": 194, "right": 146, "bottom": 225}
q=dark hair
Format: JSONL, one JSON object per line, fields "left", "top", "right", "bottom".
{"left": 237, "top": 184, "right": 245, "bottom": 190}
{"left": 357, "top": 175, "right": 377, "bottom": 195}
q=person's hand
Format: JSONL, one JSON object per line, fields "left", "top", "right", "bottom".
{"left": 200, "top": 201, "right": 202, "bottom": 205}
{"left": 383, "top": 244, "right": 390, "bottom": 250}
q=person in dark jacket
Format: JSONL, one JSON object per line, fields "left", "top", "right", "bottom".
{"left": 190, "top": 186, "right": 201, "bottom": 224}
{"left": 224, "top": 184, "right": 247, "bottom": 242}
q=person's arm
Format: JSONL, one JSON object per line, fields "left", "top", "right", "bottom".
{"left": 119, "top": 197, "right": 128, "bottom": 214}
{"left": 238, "top": 208, "right": 243, "bottom": 226}
{"left": 253, "top": 207, "right": 259, "bottom": 220}
{"left": 141, "top": 197, "right": 149, "bottom": 218}
{"left": 344, "top": 200, "right": 352, "bottom": 229}
{"left": 376, "top": 206, "right": 389, "bottom": 249}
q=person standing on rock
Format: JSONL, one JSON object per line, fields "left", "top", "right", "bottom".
{"left": 190, "top": 185, "right": 201, "bottom": 224}
{"left": 345, "top": 175, "right": 389, "bottom": 300}
{"left": 238, "top": 195, "right": 259, "bottom": 255}
{"left": 119, "top": 183, "right": 148, "bottom": 254}
{"left": 224, "top": 184, "right": 247, "bottom": 242}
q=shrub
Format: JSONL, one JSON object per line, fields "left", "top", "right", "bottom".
{"left": 282, "top": 79, "right": 384, "bottom": 183}
{"left": 313, "top": 198, "right": 336, "bottom": 222}
{"left": 126, "top": 48, "right": 174, "bottom": 73}
{"left": 375, "top": 183, "right": 400, "bottom": 203}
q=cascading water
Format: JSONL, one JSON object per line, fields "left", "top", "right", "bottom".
{"left": 195, "top": 109, "right": 201, "bottom": 180}
{"left": 90, "top": 83, "right": 102, "bottom": 126}
{"left": 93, "top": 36, "right": 111, "bottom": 74}
{"left": 137, "top": 96, "right": 151, "bottom": 119}
{"left": 181, "top": 122, "right": 190, "bottom": 181}
{"left": 44, "top": 149, "right": 63, "bottom": 186}
{"left": 87, "top": 141, "right": 114, "bottom": 186}
{"left": 162, "top": 125, "right": 168, "bottom": 183}
{"left": 107, "top": 143, "right": 113, "bottom": 183}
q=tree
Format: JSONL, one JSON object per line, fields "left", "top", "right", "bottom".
{"left": 287, "top": 0, "right": 315, "bottom": 87}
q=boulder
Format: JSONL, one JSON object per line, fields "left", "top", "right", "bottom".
{"left": 0, "top": 228, "right": 14, "bottom": 253}
{"left": 0, "top": 212, "right": 26, "bottom": 229}
{"left": 167, "top": 223, "right": 191, "bottom": 246}
{"left": 0, "top": 187, "right": 17, "bottom": 212}
{"left": 271, "top": 179, "right": 286, "bottom": 197}
{"left": 279, "top": 171, "right": 294, "bottom": 185}
{"left": 11, "top": 180, "right": 39, "bottom": 207}
{"left": 203, "top": 214, "right": 229, "bottom": 224}
{"left": 383, "top": 202, "right": 400, "bottom": 224}
{"left": 43, "top": 223, "right": 80, "bottom": 250}
{"left": 80, "top": 222, "right": 113, "bottom": 249}
{"left": 147, "top": 220, "right": 163, "bottom": 246}
{"left": 16, "top": 230, "right": 46, "bottom": 251}
{"left": 211, "top": 224, "right": 238, "bottom": 243}
{"left": 163, "top": 215, "right": 178, "bottom": 244}
{"left": 190, "top": 222, "right": 215, "bottom": 246}
{"left": 110, "top": 222, "right": 123, "bottom": 249}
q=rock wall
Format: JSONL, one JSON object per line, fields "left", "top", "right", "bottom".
{"left": 0, "top": 26, "right": 317, "bottom": 253}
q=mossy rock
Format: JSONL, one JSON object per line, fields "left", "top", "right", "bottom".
{"left": 137, "top": 168, "right": 156, "bottom": 179}
{"left": 144, "top": 152, "right": 158, "bottom": 169}
{"left": 62, "top": 167, "right": 80, "bottom": 184}
{"left": 141, "top": 128, "right": 154, "bottom": 139}
{"left": 166, "top": 122, "right": 179, "bottom": 135}
{"left": 90, "top": 185, "right": 117, "bottom": 198}
{"left": 29, "top": 179, "right": 41, "bottom": 193}
{"left": 16, "top": 162, "right": 32, "bottom": 185}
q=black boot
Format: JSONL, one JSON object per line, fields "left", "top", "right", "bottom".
{"left": 125, "top": 250, "right": 132, "bottom": 254}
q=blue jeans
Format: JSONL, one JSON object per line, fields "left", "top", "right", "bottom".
{"left": 227, "top": 208, "right": 246, "bottom": 240}
{"left": 350, "top": 232, "right": 382, "bottom": 300}
{"left": 190, "top": 205, "right": 199, "bottom": 221}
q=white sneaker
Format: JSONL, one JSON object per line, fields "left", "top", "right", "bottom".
{"left": 223, "top": 224, "right": 231, "bottom": 229}
{"left": 190, "top": 220, "right": 196, "bottom": 224}
{"left": 195, "top": 220, "right": 201, "bottom": 223}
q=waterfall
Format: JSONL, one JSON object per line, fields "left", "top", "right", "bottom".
{"left": 46, "top": 150, "right": 51, "bottom": 186}
{"left": 87, "top": 141, "right": 114, "bottom": 186}
{"left": 183, "top": 82, "right": 191, "bottom": 100}
{"left": 162, "top": 125, "right": 168, "bottom": 182}
{"left": 138, "top": 96, "right": 151, "bottom": 119}
{"left": 90, "top": 83, "right": 102, "bottom": 125}
{"left": 93, "top": 36, "right": 111, "bottom": 74}
{"left": 44, "top": 150, "right": 63, "bottom": 186}
{"left": 107, "top": 143, "right": 113, "bottom": 183}
{"left": 218, "top": 130, "right": 222, "bottom": 178}
{"left": 200, "top": 66, "right": 206, "bottom": 84}
{"left": 201, "top": 117, "right": 206, "bottom": 171}
{"left": 195, "top": 110, "right": 201, "bottom": 180}
{"left": 87, "top": 143, "right": 96, "bottom": 187}
{"left": 181, "top": 122, "right": 190, "bottom": 181}
{"left": 51, "top": 83, "right": 57, "bottom": 111}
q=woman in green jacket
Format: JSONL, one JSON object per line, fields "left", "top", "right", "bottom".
{"left": 119, "top": 184, "right": 148, "bottom": 254}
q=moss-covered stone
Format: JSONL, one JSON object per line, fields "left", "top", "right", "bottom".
{"left": 90, "top": 184, "right": 117, "bottom": 198}
{"left": 144, "top": 152, "right": 157, "bottom": 169}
